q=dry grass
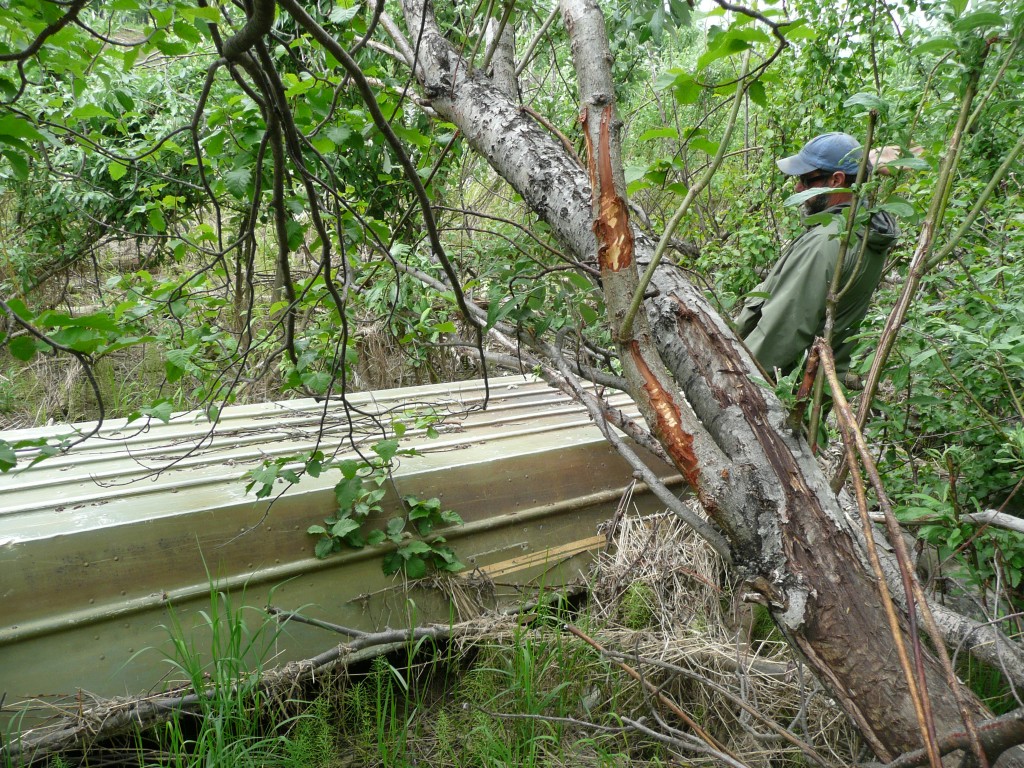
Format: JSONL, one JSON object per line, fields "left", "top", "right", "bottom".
{"left": 584, "top": 506, "right": 863, "bottom": 767}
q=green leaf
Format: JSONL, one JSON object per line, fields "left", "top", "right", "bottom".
{"left": 122, "top": 46, "right": 141, "bottom": 71}
{"left": 2, "top": 149, "right": 29, "bottom": 180}
{"left": 301, "top": 370, "right": 332, "bottom": 394}
{"left": 307, "top": 524, "right": 327, "bottom": 535}
{"left": 26, "top": 442, "right": 62, "bottom": 469}
{"left": 306, "top": 454, "right": 322, "bottom": 477}
{"left": 439, "top": 556, "right": 465, "bottom": 573}
{"left": 647, "top": 5, "right": 665, "bottom": 42}
{"left": 315, "top": 537, "right": 335, "bottom": 559}
{"left": 624, "top": 165, "right": 649, "bottom": 186}
{"left": 653, "top": 69, "right": 686, "bottom": 92}
{"left": 393, "top": 125, "right": 431, "bottom": 148}
{"left": 843, "top": 93, "right": 887, "bottom": 112}
{"left": 141, "top": 400, "right": 174, "bottom": 424}
{"left": 165, "top": 360, "right": 185, "bottom": 384}
{"left": 71, "top": 104, "right": 114, "bottom": 120}
{"left": 879, "top": 198, "right": 916, "bottom": 219}
{"left": 912, "top": 37, "right": 958, "bottom": 56}
{"left": 667, "top": 0, "right": 691, "bottom": 26}
{"left": 373, "top": 438, "right": 400, "bottom": 462}
{"left": 165, "top": 346, "right": 199, "bottom": 379}
{"left": 99, "top": 335, "right": 159, "bottom": 356}
{"left": 182, "top": 6, "right": 221, "bottom": 22}
{"left": 51, "top": 327, "right": 104, "bottom": 354}
{"left": 312, "top": 136, "right": 336, "bottom": 154}
{"left": 326, "top": 125, "right": 353, "bottom": 145}
{"left": 440, "top": 509, "right": 463, "bottom": 525}
{"left": 154, "top": 38, "right": 189, "bottom": 56}
{"left": 690, "top": 137, "right": 719, "bottom": 155}
{"left": 173, "top": 19, "right": 201, "bottom": 44}
{"left": 5, "top": 299, "right": 32, "bottom": 321}
{"left": 778, "top": 19, "right": 816, "bottom": 40}
{"left": 335, "top": 476, "right": 363, "bottom": 510}
{"left": 402, "top": 540, "right": 433, "bottom": 555}
{"left": 387, "top": 516, "right": 406, "bottom": 536}
{"left": 697, "top": 35, "right": 751, "bottom": 71}
{"left": 747, "top": 80, "right": 767, "bottom": 107}
{"left": 0, "top": 115, "right": 45, "bottom": 143}
{"left": 108, "top": 161, "right": 128, "bottom": 181}
{"left": 330, "top": 4, "right": 361, "bottom": 24}
{"left": 403, "top": 554, "right": 427, "bottom": 579}
{"left": 36, "top": 310, "right": 120, "bottom": 332}
{"left": 783, "top": 187, "right": 849, "bottom": 207}
{"left": 330, "top": 518, "right": 361, "bottom": 537}
{"left": 8, "top": 335, "right": 39, "bottom": 361}
{"left": 224, "top": 167, "right": 252, "bottom": 198}
{"left": 148, "top": 207, "right": 166, "bottom": 233}
{"left": 801, "top": 211, "right": 837, "bottom": 227}
{"left": 367, "top": 530, "right": 386, "bottom": 545}
{"left": 382, "top": 551, "right": 403, "bottom": 575}
{"left": 407, "top": 498, "right": 440, "bottom": 519}
{"left": 673, "top": 79, "right": 702, "bottom": 104}
{"left": 0, "top": 441, "right": 16, "bottom": 472}
{"left": 952, "top": 11, "right": 1004, "bottom": 32}
{"left": 431, "top": 545, "right": 455, "bottom": 563}
{"left": 637, "top": 127, "right": 678, "bottom": 142}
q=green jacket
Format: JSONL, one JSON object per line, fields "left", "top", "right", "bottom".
{"left": 735, "top": 205, "right": 899, "bottom": 377}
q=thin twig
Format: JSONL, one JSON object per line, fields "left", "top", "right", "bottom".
{"left": 563, "top": 623, "right": 741, "bottom": 762}
{"left": 595, "top": 646, "right": 832, "bottom": 766}
{"left": 819, "top": 340, "right": 988, "bottom": 768}
{"left": 265, "top": 606, "right": 368, "bottom": 638}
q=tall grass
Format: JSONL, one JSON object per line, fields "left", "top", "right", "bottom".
{"left": 324, "top": 595, "right": 649, "bottom": 768}
{"left": 150, "top": 586, "right": 287, "bottom": 768}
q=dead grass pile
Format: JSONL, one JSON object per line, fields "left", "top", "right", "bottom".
{"left": 586, "top": 507, "right": 864, "bottom": 766}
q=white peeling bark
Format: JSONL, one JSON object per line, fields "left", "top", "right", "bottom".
{"left": 484, "top": 17, "right": 518, "bottom": 100}
{"left": 559, "top": 0, "right": 741, "bottom": 551}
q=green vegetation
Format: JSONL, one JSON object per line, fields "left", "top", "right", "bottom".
{"left": 6, "top": 516, "right": 852, "bottom": 767}
{"left": 154, "top": 588, "right": 287, "bottom": 768}
{"left": 0, "top": 0, "right": 1022, "bottom": 760}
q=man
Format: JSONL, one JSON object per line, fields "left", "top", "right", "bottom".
{"left": 736, "top": 132, "right": 900, "bottom": 380}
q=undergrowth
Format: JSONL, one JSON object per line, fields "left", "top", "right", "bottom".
{"left": 14, "top": 512, "right": 1015, "bottom": 768}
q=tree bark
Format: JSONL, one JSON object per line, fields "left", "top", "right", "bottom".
{"left": 392, "top": 0, "right": 1005, "bottom": 761}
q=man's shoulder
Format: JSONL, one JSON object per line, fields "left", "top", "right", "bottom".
{"left": 789, "top": 217, "right": 845, "bottom": 254}
{"left": 805, "top": 210, "right": 848, "bottom": 237}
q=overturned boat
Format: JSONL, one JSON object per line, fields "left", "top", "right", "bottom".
{"left": 0, "top": 376, "right": 676, "bottom": 734}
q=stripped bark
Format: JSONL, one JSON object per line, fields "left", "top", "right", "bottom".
{"left": 393, "top": 0, "right": 1007, "bottom": 760}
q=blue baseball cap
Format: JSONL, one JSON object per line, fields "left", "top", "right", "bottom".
{"left": 777, "top": 132, "right": 864, "bottom": 176}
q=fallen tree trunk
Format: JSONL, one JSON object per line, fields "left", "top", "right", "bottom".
{"left": 389, "top": 0, "right": 1012, "bottom": 761}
